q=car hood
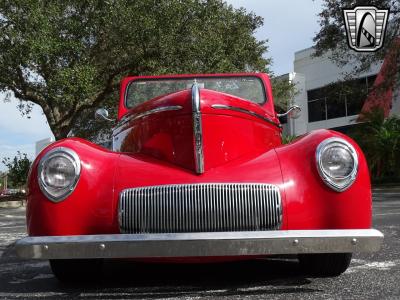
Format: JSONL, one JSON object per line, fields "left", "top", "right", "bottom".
{"left": 112, "top": 88, "right": 281, "bottom": 174}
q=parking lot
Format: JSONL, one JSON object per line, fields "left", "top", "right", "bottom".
{"left": 0, "top": 187, "right": 399, "bottom": 299}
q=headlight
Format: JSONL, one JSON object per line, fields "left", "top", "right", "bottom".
{"left": 316, "top": 137, "right": 358, "bottom": 192}
{"left": 38, "top": 147, "right": 81, "bottom": 202}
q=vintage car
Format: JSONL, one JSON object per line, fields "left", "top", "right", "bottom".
{"left": 16, "top": 73, "right": 383, "bottom": 281}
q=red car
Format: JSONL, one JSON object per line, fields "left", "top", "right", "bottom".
{"left": 16, "top": 73, "right": 383, "bottom": 281}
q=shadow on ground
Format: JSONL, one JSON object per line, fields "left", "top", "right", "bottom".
{"left": 0, "top": 244, "right": 319, "bottom": 299}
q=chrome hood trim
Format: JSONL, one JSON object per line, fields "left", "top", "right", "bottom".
{"left": 192, "top": 83, "right": 204, "bottom": 174}
{"left": 211, "top": 104, "right": 281, "bottom": 128}
{"left": 117, "top": 105, "right": 183, "bottom": 128}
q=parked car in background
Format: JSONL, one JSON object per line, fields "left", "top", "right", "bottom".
{"left": 0, "top": 189, "right": 19, "bottom": 196}
{"left": 16, "top": 73, "right": 383, "bottom": 282}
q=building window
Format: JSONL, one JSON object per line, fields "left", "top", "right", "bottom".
{"left": 308, "top": 98, "right": 326, "bottom": 122}
{"left": 307, "top": 75, "right": 377, "bottom": 123}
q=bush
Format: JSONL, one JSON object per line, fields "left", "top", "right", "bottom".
{"left": 349, "top": 108, "right": 400, "bottom": 182}
{"left": 282, "top": 134, "right": 297, "bottom": 144}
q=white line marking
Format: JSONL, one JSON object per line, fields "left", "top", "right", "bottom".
{"left": 0, "top": 214, "right": 25, "bottom": 219}
{"left": 0, "top": 225, "right": 26, "bottom": 229}
{"left": 0, "top": 261, "right": 47, "bottom": 274}
{"left": 9, "top": 273, "right": 54, "bottom": 284}
{"left": 374, "top": 212, "right": 400, "bottom": 216}
{"left": 0, "top": 292, "right": 64, "bottom": 298}
{"left": 346, "top": 259, "right": 400, "bottom": 274}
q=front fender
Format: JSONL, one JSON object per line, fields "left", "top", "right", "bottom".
{"left": 275, "top": 129, "right": 372, "bottom": 229}
{"left": 27, "top": 130, "right": 370, "bottom": 236}
{"left": 27, "top": 138, "right": 286, "bottom": 236}
{"left": 27, "top": 138, "right": 119, "bottom": 236}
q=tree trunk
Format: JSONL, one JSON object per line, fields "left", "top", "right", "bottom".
{"left": 51, "top": 123, "right": 74, "bottom": 140}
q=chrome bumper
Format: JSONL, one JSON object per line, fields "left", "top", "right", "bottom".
{"left": 15, "top": 229, "right": 383, "bottom": 259}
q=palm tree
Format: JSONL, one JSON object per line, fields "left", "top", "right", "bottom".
{"left": 350, "top": 108, "right": 400, "bottom": 181}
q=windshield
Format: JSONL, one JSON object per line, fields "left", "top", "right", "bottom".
{"left": 125, "top": 76, "right": 266, "bottom": 108}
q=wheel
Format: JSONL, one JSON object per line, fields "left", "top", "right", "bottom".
{"left": 298, "top": 253, "right": 352, "bottom": 277}
{"left": 49, "top": 259, "right": 103, "bottom": 282}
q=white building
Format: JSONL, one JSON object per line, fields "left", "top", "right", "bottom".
{"left": 35, "top": 137, "right": 55, "bottom": 157}
{"left": 283, "top": 47, "right": 399, "bottom": 136}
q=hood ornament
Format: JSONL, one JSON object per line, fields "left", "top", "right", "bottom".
{"left": 192, "top": 83, "right": 204, "bottom": 174}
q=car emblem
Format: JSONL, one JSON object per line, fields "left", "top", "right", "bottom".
{"left": 343, "top": 6, "right": 389, "bottom": 52}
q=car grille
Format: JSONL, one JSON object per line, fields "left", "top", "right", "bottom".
{"left": 119, "top": 183, "right": 282, "bottom": 234}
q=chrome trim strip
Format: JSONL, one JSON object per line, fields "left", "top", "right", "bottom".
{"left": 211, "top": 104, "right": 281, "bottom": 128}
{"left": 15, "top": 229, "right": 384, "bottom": 259}
{"left": 117, "top": 105, "right": 183, "bottom": 127}
{"left": 119, "top": 183, "right": 282, "bottom": 234}
{"left": 192, "top": 84, "right": 204, "bottom": 174}
{"left": 315, "top": 137, "right": 359, "bottom": 192}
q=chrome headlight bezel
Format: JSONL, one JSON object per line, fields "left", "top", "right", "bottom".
{"left": 316, "top": 137, "right": 358, "bottom": 192}
{"left": 38, "top": 147, "right": 81, "bottom": 202}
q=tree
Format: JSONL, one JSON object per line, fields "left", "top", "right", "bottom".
{"left": 314, "top": 0, "right": 399, "bottom": 75}
{"left": 0, "top": 0, "right": 279, "bottom": 140}
{"left": 271, "top": 77, "right": 296, "bottom": 113}
{"left": 315, "top": 1, "right": 400, "bottom": 180}
{"left": 313, "top": 0, "right": 400, "bottom": 103}
{"left": 1, "top": 152, "right": 32, "bottom": 189}
{"left": 0, "top": 171, "right": 6, "bottom": 191}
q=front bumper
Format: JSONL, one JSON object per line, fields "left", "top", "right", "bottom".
{"left": 15, "top": 229, "right": 383, "bottom": 259}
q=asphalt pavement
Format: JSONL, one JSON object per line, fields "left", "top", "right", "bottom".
{"left": 0, "top": 188, "right": 399, "bottom": 299}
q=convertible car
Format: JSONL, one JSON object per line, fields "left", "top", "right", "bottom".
{"left": 16, "top": 73, "right": 383, "bottom": 281}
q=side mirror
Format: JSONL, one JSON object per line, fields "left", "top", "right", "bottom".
{"left": 277, "top": 105, "right": 301, "bottom": 120}
{"left": 95, "top": 108, "right": 113, "bottom": 122}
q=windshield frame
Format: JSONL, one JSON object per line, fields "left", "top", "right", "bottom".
{"left": 124, "top": 75, "right": 268, "bottom": 109}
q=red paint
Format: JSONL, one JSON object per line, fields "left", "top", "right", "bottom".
{"left": 113, "top": 87, "right": 281, "bottom": 173}
{"left": 27, "top": 139, "right": 119, "bottom": 236}
{"left": 26, "top": 73, "right": 373, "bottom": 260}
{"left": 275, "top": 130, "right": 371, "bottom": 230}
{"left": 113, "top": 89, "right": 196, "bottom": 171}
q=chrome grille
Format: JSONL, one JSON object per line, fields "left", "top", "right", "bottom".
{"left": 119, "top": 183, "right": 282, "bottom": 234}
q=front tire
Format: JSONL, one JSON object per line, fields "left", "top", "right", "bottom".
{"left": 298, "top": 253, "right": 352, "bottom": 277}
{"left": 50, "top": 259, "right": 103, "bottom": 282}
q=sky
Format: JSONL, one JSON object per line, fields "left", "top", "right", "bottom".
{"left": 226, "top": 0, "right": 324, "bottom": 75}
{"left": 0, "top": 0, "right": 323, "bottom": 171}
{"left": 0, "top": 95, "right": 54, "bottom": 171}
